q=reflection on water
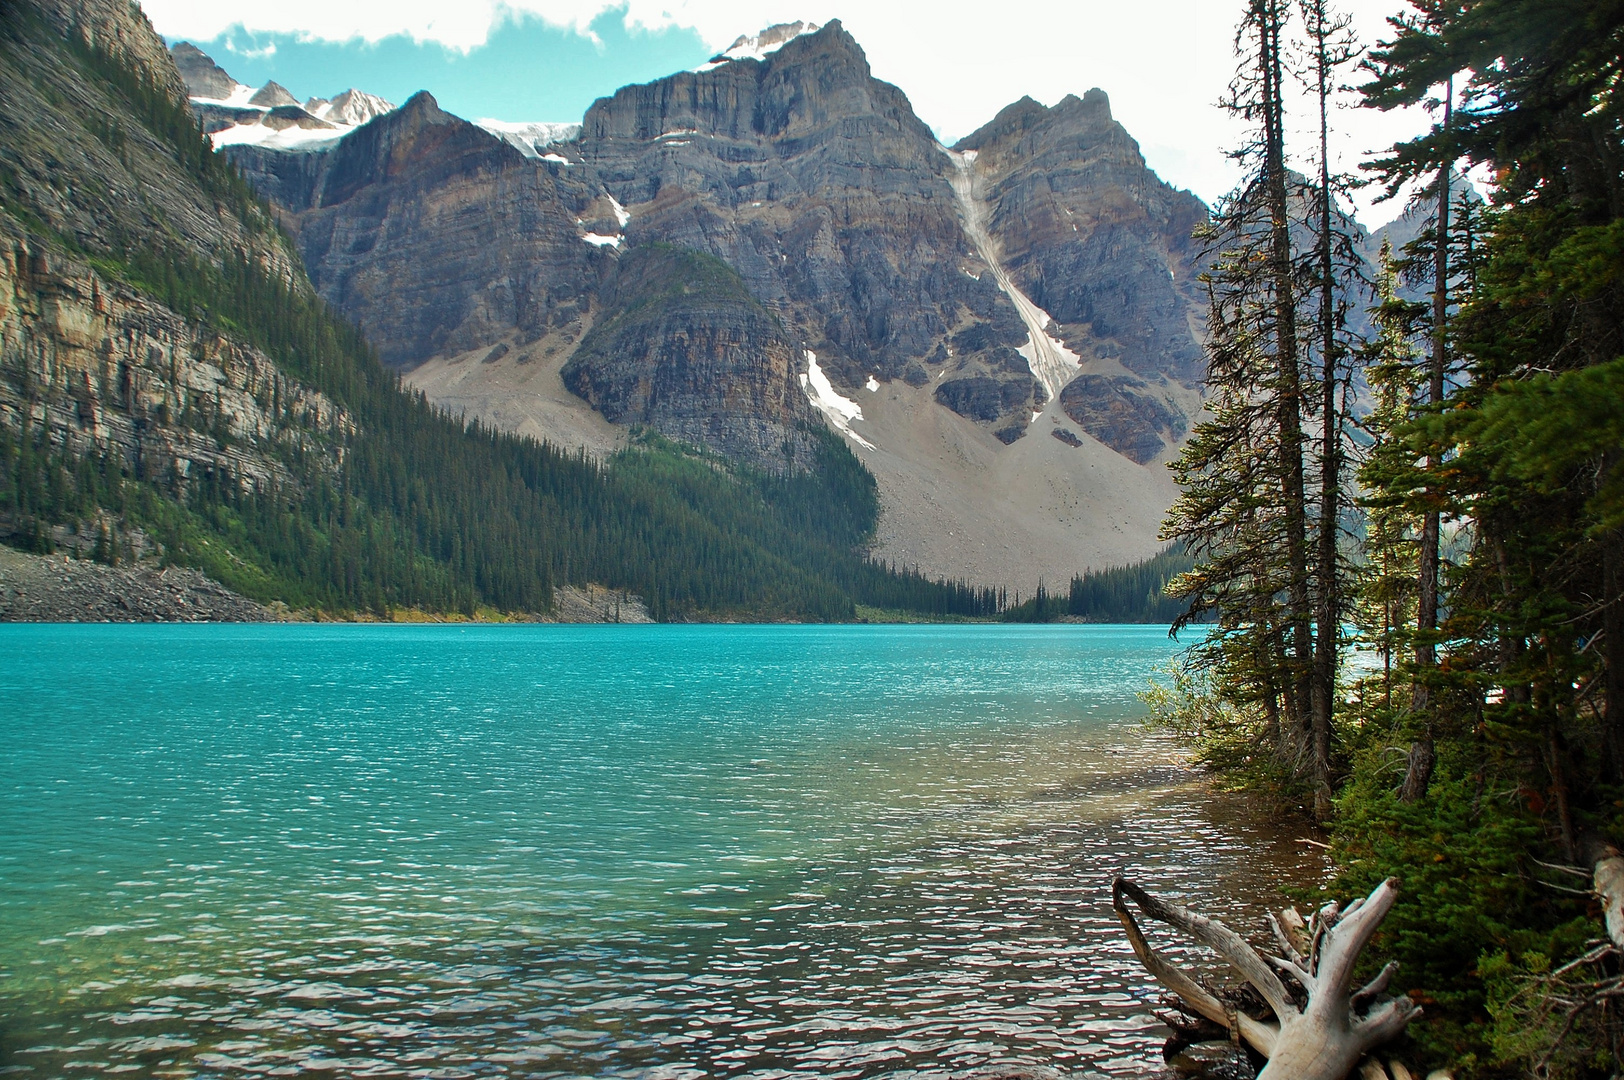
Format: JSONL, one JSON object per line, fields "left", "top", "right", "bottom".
{"left": 0, "top": 624, "right": 1324, "bottom": 1078}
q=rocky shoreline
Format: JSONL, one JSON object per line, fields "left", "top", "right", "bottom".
{"left": 0, "top": 546, "right": 657, "bottom": 624}
{"left": 0, "top": 546, "right": 278, "bottom": 622}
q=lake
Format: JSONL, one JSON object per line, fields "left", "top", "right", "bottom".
{"left": 0, "top": 624, "right": 1320, "bottom": 1078}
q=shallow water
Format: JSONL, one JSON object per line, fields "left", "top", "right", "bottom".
{"left": 0, "top": 624, "right": 1322, "bottom": 1078}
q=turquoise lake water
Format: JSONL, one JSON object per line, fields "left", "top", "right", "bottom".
{"left": 0, "top": 624, "right": 1318, "bottom": 1079}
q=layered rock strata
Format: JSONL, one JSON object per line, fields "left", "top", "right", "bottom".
{"left": 561, "top": 246, "right": 819, "bottom": 470}
{"left": 0, "top": 228, "right": 348, "bottom": 495}
{"left": 954, "top": 92, "right": 1207, "bottom": 460}
{"left": 228, "top": 92, "right": 604, "bottom": 366}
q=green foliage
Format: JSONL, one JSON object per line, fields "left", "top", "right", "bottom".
{"left": 1160, "top": 0, "right": 1624, "bottom": 1073}
{"left": 1000, "top": 545, "right": 1194, "bottom": 623}
{"left": 1142, "top": 653, "right": 1303, "bottom": 799}
{"left": 1329, "top": 767, "right": 1566, "bottom": 1071}
{"left": 1482, "top": 937, "right": 1624, "bottom": 1079}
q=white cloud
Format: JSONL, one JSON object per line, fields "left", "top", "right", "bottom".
{"left": 143, "top": 0, "right": 1441, "bottom": 225}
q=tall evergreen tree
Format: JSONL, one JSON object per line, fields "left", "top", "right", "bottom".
{"left": 1166, "top": 0, "right": 1365, "bottom": 816}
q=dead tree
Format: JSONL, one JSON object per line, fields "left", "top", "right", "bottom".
{"left": 1114, "top": 876, "right": 1419, "bottom": 1080}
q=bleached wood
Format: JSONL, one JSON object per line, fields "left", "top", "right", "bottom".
{"left": 1113, "top": 876, "right": 1421, "bottom": 1080}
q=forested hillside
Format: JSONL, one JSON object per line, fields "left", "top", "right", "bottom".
{"left": 1151, "top": 0, "right": 1624, "bottom": 1074}
{"left": 998, "top": 545, "right": 1194, "bottom": 623}
{"left": 0, "top": 0, "right": 993, "bottom": 621}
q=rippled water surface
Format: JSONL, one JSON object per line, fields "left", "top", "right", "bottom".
{"left": 0, "top": 624, "right": 1320, "bottom": 1079}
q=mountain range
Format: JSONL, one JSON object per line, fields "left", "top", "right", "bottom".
{"left": 6, "top": 0, "right": 1036, "bottom": 621}
{"left": 190, "top": 21, "right": 1213, "bottom": 591}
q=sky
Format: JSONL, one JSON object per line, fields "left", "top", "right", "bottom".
{"left": 144, "top": 0, "right": 1446, "bottom": 227}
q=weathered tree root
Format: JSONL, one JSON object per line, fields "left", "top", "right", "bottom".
{"left": 1113, "top": 876, "right": 1420, "bottom": 1080}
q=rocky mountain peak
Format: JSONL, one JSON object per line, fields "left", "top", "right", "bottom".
{"left": 953, "top": 96, "right": 1050, "bottom": 152}
{"left": 170, "top": 40, "right": 237, "bottom": 100}
{"left": 955, "top": 88, "right": 1122, "bottom": 161}
{"left": 579, "top": 18, "right": 926, "bottom": 147}
{"left": 248, "top": 80, "right": 298, "bottom": 108}
{"left": 1067, "top": 87, "right": 1113, "bottom": 120}
{"left": 318, "top": 88, "right": 395, "bottom": 127}
{"left": 375, "top": 90, "right": 462, "bottom": 142}
{"left": 705, "top": 21, "right": 822, "bottom": 66}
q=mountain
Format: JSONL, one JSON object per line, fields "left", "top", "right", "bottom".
{"left": 168, "top": 41, "right": 397, "bottom": 153}
{"left": 206, "top": 23, "right": 1207, "bottom": 589}
{"left": 952, "top": 91, "right": 1209, "bottom": 464}
{"left": 2, "top": 0, "right": 998, "bottom": 621}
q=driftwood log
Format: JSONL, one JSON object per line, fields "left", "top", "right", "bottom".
{"left": 1114, "top": 876, "right": 1420, "bottom": 1080}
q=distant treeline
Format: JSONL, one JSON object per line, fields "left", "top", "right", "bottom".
{"left": 1000, "top": 545, "right": 1194, "bottom": 623}
{"left": 0, "top": 18, "right": 1000, "bottom": 622}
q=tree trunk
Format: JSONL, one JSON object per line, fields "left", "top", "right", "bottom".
{"left": 1258, "top": 0, "right": 1313, "bottom": 769}
{"left": 1605, "top": 528, "right": 1623, "bottom": 784}
{"left": 1309, "top": 0, "right": 1344, "bottom": 822}
{"left": 1583, "top": 836, "right": 1624, "bottom": 949}
{"left": 1400, "top": 79, "right": 1453, "bottom": 804}
{"left": 1114, "top": 876, "right": 1420, "bottom": 1080}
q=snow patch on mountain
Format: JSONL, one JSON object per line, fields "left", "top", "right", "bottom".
{"left": 800, "top": 351, "right": 873, "bottom": 450}
{"left": 476, "top": 120, "right": 582, "bottom": 159}
{"left": 190, "top": 83, "right": 258, "bottom": 109}
{"left": 175, "top": 44, "right": 396, "bottom": 154}
{"left": 942, "top": 146, "right": 1082, "bottom": 402}
{"left": 209, "top": 121, "right": 346, "bottom": 152}
{"left": 695, "top": 22, "right": 820, "bottom": 71}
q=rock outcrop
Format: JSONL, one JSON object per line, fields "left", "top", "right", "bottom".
{"left": 954, "top": 91, "right": 1207, "bottom": 460}
{"left": 0, "top": 7, "right": 294, "bottom": 274}
{"left": 576, "top": 20, "right": 1040, "bottom": 438}
{"left": 561, "top": 245, "right": 818, "bottom": 470}
{"left": 30, "top": 0, "right": 186, "bottom": 100}
{"left": 0, "top": 225, "right": 348, "bottom": 497}
{"left": 1, "top": 0, "right": 348, "bottom": 555}
{"left": 228, "top": 92, "right": 604, "bottom": 366}
{"left": 171, "top": 40, "right": 237, "bottom": 99}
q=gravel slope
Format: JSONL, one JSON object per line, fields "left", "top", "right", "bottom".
{"left": 0, "top": 546, "right": 275, "bottom": 622}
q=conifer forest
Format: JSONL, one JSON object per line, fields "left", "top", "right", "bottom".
{"left": 1150, "top": 0, "right": 1624, "bottom": 1074}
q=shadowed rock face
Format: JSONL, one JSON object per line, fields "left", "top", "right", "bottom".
{"left": 955, "top": 90, "right": 1208, "bottom": 459}
{"left": 561, "top": 246, "right": 818, "bottom": 471}
{"left": 228, "top": 92, "right": 604, "bottom": 366}
{"left": 1059, "top": 374, "right": 1187, "bottom": 466}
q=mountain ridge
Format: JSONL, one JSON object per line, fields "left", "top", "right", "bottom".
{"left": 183, "top": 24, "right": 1214, "bottom": 589}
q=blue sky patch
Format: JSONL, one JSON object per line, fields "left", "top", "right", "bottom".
{"left": 174, "top": 6, "right": 712, "bottom": 123}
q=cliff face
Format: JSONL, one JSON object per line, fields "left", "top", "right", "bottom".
{"left": 577, "top": 21, "right": 1041, "bottom": 437}
{"left": 0, "top": 2, "right": 293, "bottom": 276}
{"left": 0, "top": 229, "right": 345, "bottom": 496}
{"left": 30, "top": 0, "right": 186, "bottom": 101}
{"left": 237, "top": 22, "right": 1045, "bottom": 455}
{"left": 228, "top": 93, "right": 604, "bottom": 366}
{"left": 0, "top": 0, "right": 347, "bottom": 532}
{"left": 954, "top": 91, "right": 1207, "bottom": 460}
{"left": 561, "top": 246, "right": 817, "bottom": 470}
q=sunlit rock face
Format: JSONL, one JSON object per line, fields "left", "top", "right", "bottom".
{"left": 560, "top": 246, "right": 820, "bottom": 471}
{"left": 574, "top": 20, "right": 1042, "bottom": 437}
{"left": 193, "top": 23, "right": 1218, "bottom": 585}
